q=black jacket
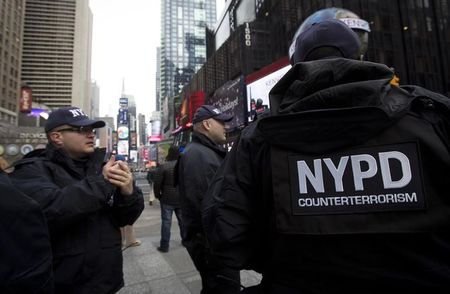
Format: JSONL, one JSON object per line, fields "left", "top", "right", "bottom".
{"left": 0, "top": 171, "right": 53, "bottom": 294}
{"left": 10, "top": 144, "right": 144, "bottom": 294}
{"left": 203, "top": 59, "right": 450, "bottom": 293}
{"left": 153, "top": 160, "right": 180, "bottom": 206}
{"left": 177, "top": 132, "right": 227, "bottom": 262}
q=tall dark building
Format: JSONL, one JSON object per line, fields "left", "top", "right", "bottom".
{"left": 0, "top": 0, "right": 25, "bottom": 125}
{"left": 159, "top": 0, "right": 217, "bottom": 136}
{"left": 252, "top": 0, "right": 450, "bottom": 96}
{"left": 160, "top": 0, "right": 217, "bottom": 100}
{"left": 193, "top": 0, "right": 450, "bottom": 97}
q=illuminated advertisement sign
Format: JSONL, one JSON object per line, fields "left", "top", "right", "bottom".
{"left": 118, "top": 108, "right": 128, "bottom": 125}
{"left": 117, "top": 140, "right": 129, "bottom": 155}
{"left": 246, "top": 64, "right": 291, "bottom": 122}
{"left": 207, "top": 76, "right": 246, "bottom": 130}
{"left": 117, "top": 126, "right": 129, "bottom": 140}
{"left": 19, "top": 86, "right": 33, "bottom": 113}
{"left": 119, "top": 97, "right": 128, "bottom": 107}
{"left": 129, "top": 150, "right": 138, "bottom": 162}
{"left": 112, "top": 131, "right": 118, "bottom": 150}
{"left": 149, "top": 120, "right": 162, "bottom": 142}
{"left": 130, "top": 131, "right": 137, "bottom": 150}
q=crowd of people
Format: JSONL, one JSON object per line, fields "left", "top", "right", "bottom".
{"left": 2, "top": 7, "right": 450, "bottom": 294}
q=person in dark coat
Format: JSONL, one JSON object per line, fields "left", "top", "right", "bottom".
{"left": 203, "top": 19, "right": 450, "bottom": 293}
{"left": 177, "top": 105, "right": 239, "bottom": 293}
{"left": 146, "top": 166, "right": 157, "bottom": 205}
{"left": 10, "top": 107, "right": 144, "bottom": 294}
{"left": 0, "top": 170, "right": 53, "bottom": 294}
{"left": 153, "top": 145, "right": 182, "bottom": 252}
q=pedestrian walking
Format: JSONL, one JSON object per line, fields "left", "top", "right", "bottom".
{"left": 153, "top": 145, "right": 183, "bottom": 253}
{"left": 203, "top": 19, "right": 450, "bottom": 293}
{"left": 177, "top": 105, "right": 239, "bottom": 293}
{"left": 10, "top": 107, "right": 144, "bottom": 294}
{"left": 121, "top": 225, "right": 141, "bottom": 248}
{"left": 147, "top": 166, "right": 157, "bottom": 205}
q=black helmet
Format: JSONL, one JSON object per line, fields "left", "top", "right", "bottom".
{"left": 289, "top": 7, "right": 371, "bottom": 65}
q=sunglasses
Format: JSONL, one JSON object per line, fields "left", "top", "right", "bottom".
{"left": 55, "top": 126, "right": 97, "bottom": 135}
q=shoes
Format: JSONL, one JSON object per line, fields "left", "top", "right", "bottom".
{"left": 125, "top": 240, "right": 141, "bottom": 248}
{"left": 157, "top": 246, "right": 168, "bottom": 253}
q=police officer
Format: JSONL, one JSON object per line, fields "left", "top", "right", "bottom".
{"left": 177, "top": 105, "right": 238, "bottom": 293}
{"left": 203, "top": 19, "right": 450, "bottom": 293}
{"left": 10, "top": 107, "right": 144, "bottom": 294}
{"left": 288, "top": 7, "right": 371, "bottom": 63}
{"left": 0, "top": 169, "right": 53, "bottom": 293}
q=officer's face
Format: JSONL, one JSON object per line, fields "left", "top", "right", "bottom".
{"left": 49, "top": 124, "right": 97, "bottom": 159}
{"left": 206, "top": 118, "right": 227, "bottom": 145}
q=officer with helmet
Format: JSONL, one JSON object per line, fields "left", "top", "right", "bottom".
{"left": 288, "top": 7, "right": 371, "bottom": 63}
{"left": 203, "top": 14, "right": 450, "bottom": 294}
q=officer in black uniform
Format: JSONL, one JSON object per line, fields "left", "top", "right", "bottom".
{"left": 203, "top": 18, "right": 450, "bottom": 293}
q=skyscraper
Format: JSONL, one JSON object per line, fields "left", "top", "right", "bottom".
{"left": 155, "top": 46, "right": 161, "bottom": 111}
{"left": 20, "top": 0, "right": 93, "bottom": 111}
{"left": 160, "top": 0, "right": 216, "bottom": 103}
{"left": 0, "top": 0, "right": 25, "bottom": 124}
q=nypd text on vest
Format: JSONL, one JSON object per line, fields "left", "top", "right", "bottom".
{"left": 288, "top": 142, "right": 425, "bottom": 215}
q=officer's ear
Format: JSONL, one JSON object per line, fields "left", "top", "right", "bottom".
{"left": 202, "top": 119, "right": 212, "bottom": 131}
{"left": 47, "top": 131, "right": 64, "bottom": 147}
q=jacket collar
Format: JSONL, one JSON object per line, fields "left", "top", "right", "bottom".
{"left": 192, "top": 132, "right": 227, "bottom": 158}
{"left": 259, "top": 59, "right": 417, "bottom": 153}
{"left": 14, "top": 143, "right": 106, "bottom": 178}
{"left": 270, "top": 58, "right": 411, "bottom": 117}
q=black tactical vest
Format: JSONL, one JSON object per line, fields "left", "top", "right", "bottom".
{"left": 270, "top": 104, "right": 450, "bottom": 235}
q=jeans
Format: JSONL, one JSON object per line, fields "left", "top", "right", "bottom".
{"left": 160, "top": 203, "right": 182, "bottom": 250}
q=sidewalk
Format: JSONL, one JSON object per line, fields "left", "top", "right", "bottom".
{"left": 118, "top": 178, "right": 261, "bottom": 293}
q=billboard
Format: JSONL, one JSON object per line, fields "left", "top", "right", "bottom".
{"left": 19, "top": 86, "right": 33, "bottom": 113}
{"left": 246, "top": 64, "right": 291, "bottom": 121}
{"left": 130, "top": 131, "right": 137, "bottom": 150}
{"left": 207, "top": 76, "right": 246, "bottom": 130}
{"left": 117, "top": 140, "right": 129, "bottom": 156}
{"left": 119, "top": 97, "right": 128, "bottom": 107}
{"left": 117, "top": 126, "right": 129, "bottom": 140}
{"left": 112, "top": 131, "right": 118, "bottom": 150}
{"left": 129, "top": 150, "right": 138, "bottom": 163}
{"left": 118, "top": 108, "right": 128, "bottom": 125}
{"left": 149, "top": 120, "right": 162, "bottom": 142}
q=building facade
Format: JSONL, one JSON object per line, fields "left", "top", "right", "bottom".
{"left": 212, "top": 0, "right": 450, "bottom": 96}
{"left": 138, "top": 113, "right": 146, "bottom": 146}
{"left": 21, "top": 0, "right": 93, "bottom": 112}
{"left": 0, "top": 0, "right": 25, "bottom": 125}
{"left": 156, "top": 46, "right": 161, "bottom": 111}
{"left": 90, "top": 80, "right": 99, "bottom": 118}
{"left": 159, "top": 0, "right": 217, "bottom": 112}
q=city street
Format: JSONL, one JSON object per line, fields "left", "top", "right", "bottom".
{"left": 118, "top": 172, "right": 261, "bottom": 293}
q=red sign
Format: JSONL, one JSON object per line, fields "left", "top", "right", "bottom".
{"left": 188, "top": 91, "right": 205, "bottom": 123}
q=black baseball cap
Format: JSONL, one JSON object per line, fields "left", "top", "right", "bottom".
{"left": 45, "top": 106, "right": 105, "bottom": 132}
{"left": 192, "top": 105, "right": 233, "bottom": 124}
{"left": 292, "top": 19, "right": 361, "bottom": 63}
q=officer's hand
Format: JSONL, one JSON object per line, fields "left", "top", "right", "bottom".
{"left": 103, "top": 156, "right": 134, "bottom": 196}
{"left": 102, "top": 155, "right": 116, "bottom": 180}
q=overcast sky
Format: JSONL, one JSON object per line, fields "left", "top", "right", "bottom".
{"left": 90, "top": 0, "right": 225, "bottom": 120}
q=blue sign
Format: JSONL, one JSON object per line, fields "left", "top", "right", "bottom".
{"left": 118, "top": 108, "right": 128, "bottom": 125}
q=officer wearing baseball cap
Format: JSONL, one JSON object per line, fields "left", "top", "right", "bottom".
{"left": 11, "top": 106, "right": 144, "bottom": 293}
{"left": 203, "top": 17, "right": 450, "bottom": 294}
{"left": 177, "top": 105, "right": 238, "bottom": 293}
{"left": 192, "top": 105, "right": 234, "bottom": 124}
{"left": 44, "top": 106, "right": 105, "bottom": 132}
